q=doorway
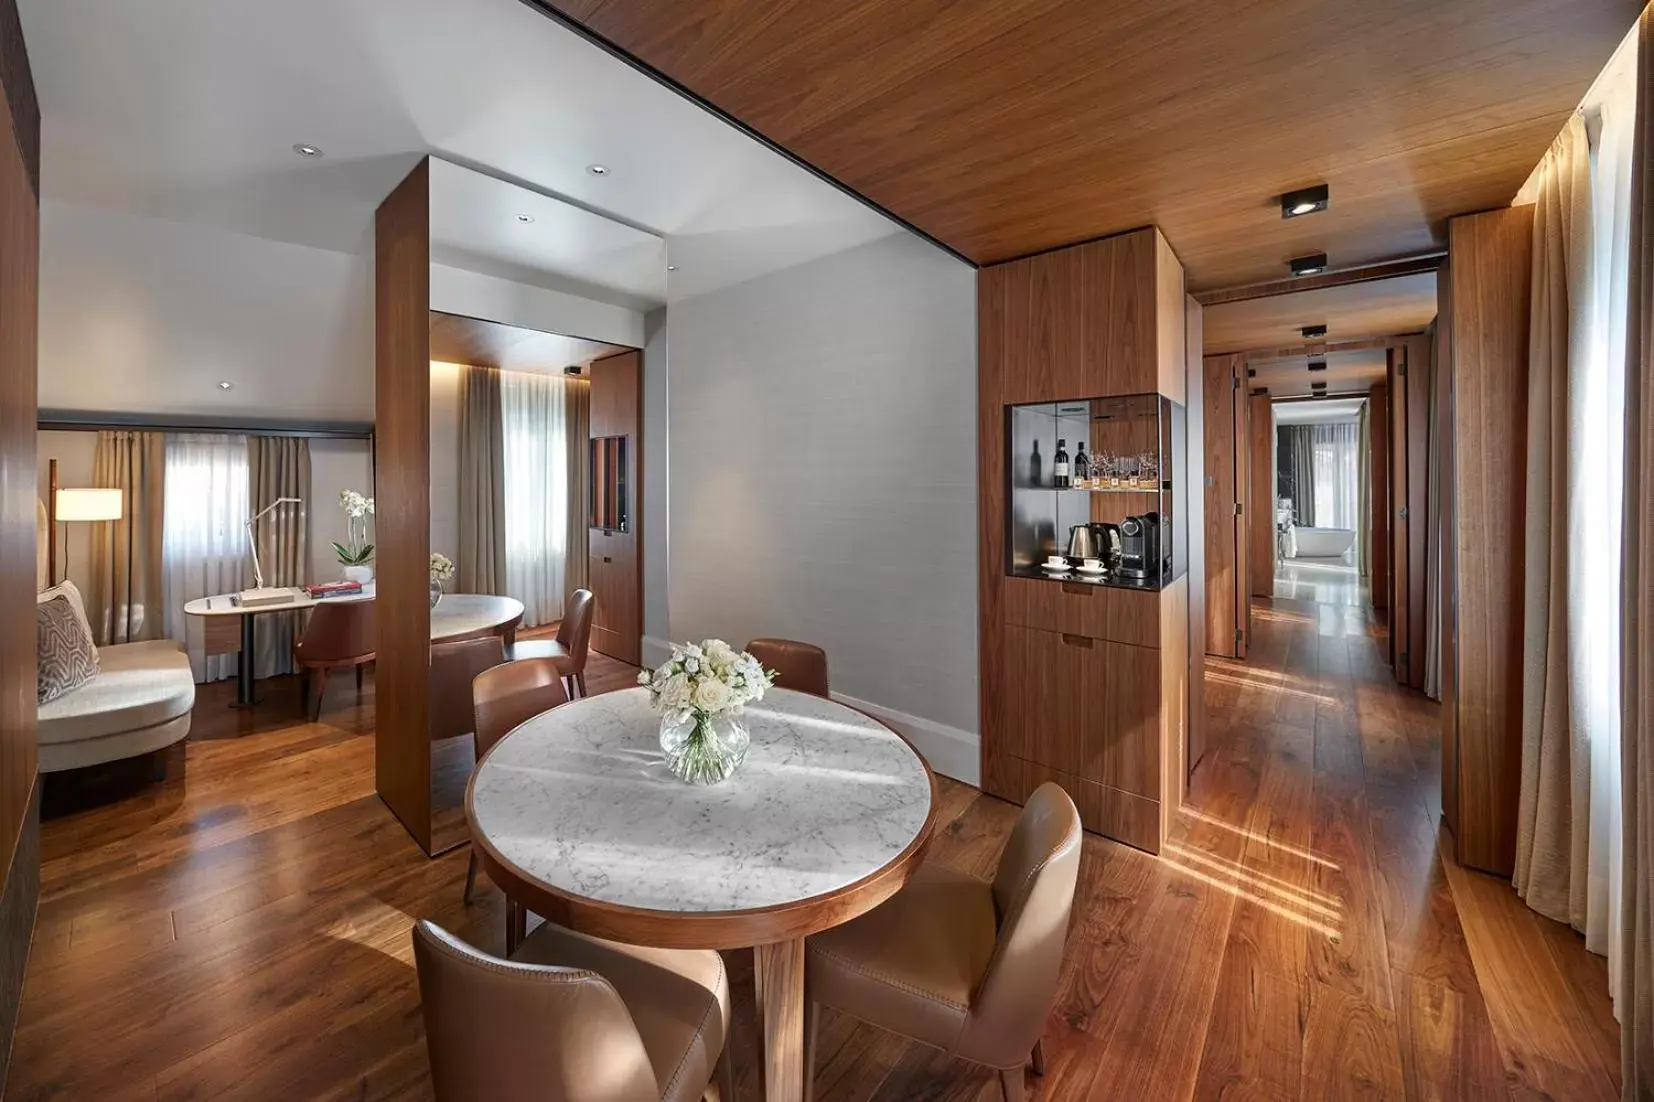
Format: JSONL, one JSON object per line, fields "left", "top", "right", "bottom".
{"left": 1272, "top": 396, "right": 1366, "bottom": 606}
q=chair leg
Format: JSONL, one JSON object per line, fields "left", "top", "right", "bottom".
{"left": 311, "top": 668, "right": 329, "bottom": 722}
{"left": 355, "top": 664, "right": 364, "bottom": 693}
{"left": 803, "top": 999, "right": 820, "bottom": 1102}
{"left": 575, "top": 672, "right": 587, "bottom": 698}
{"left": 714, "top": 1043, "right": 736, "bottom": 1102}
{"left": 505, "top": 898, "right": 526, "bottom": 956}
{"left": 1031, "top": 1039, "right": 1045, "bottom": 1076}
{"left": 463, "top": 851, "right": 478, "bottom": 904}
{"left": 999, "top": 1066, "right": 1026, "bottom": 1102}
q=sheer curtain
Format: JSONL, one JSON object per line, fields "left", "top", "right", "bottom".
{"left": 500, "top": 370, "right": 571, "bottom": 628}
{"left": 161, "top": 434, "right": 249, "bottom": 682}
{"left": 1310, "top": 423, "right": 1361, "bottom": 530}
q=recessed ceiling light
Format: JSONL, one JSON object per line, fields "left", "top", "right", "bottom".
{"left": 1312, "top": 391, "right": 1328, "bottom": 399}
{"left": 1308, "top": 360, "right": 1327, "bottom": 372}
{"left": 292, "top": 144, "right": 323, "bottom": 158}
{"left": 666, "top": 265, "right": 677, "bottom": 271}
{"left": 1301, "top": 324, "right": 1328, "bottom": 339}
{"left": 1280, "top": 184, "right": 1329, "bottom": 219}
{"left": 1290, "top": 253, "right": 1329, "bottom": 277}
{"left": 586, "top": 164, "right": 609, "bottom": 176}
{"left": 516, "top": 214, "right": 535, "bottom": 224}
{"left": 217, "top": 381, "right": 235, "bottom": 391}
{"left": 1311, "top": 381, "right": 1328, "bottom": 391}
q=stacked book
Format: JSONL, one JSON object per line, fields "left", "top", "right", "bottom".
{"left": 304, "top": 581, "right": 364, "bottom": 600}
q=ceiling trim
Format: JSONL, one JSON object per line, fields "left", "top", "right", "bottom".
{"left": 1272, "top": 391, "right": 1372, "bottom": 404}
{"left": 1232, "top": 335, "right": 1410, "bottom": 360}
{"left": 1194, "top": 253, "right": 1446, "bottom": 308}
{"left": 514, "top": 0, "right": 975, "bottom": 269}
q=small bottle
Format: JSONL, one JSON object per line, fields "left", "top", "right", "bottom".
{"left": 1053, "top": 439, "right": 1070, "bottom": 489}
{"left": 1073, "top": 443, "right": 1090, "bottom": 489}
{"left": 1029, "top": 439, "right": 1042, "bottom": 488}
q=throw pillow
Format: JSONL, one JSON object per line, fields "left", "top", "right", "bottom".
{"left": 38, "top": 593, "right": 99, "bottom": 705}
{"left": 36, "top": 578, "right": 97, "bottom": 645}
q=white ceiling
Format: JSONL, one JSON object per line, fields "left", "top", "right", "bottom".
{"left": 1275, "top": 397, "right": 1366, "bottom": 424}
{"left": 19, "top": 0, "right": 903, "bottom": 303}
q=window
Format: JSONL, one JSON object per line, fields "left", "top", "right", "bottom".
{"left": 161, "top": 434, "right": 249, "bottom": 681}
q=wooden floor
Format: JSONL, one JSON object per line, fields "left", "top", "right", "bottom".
{"left": 9, "top": 600, "right": 1620, "bottom": 1100}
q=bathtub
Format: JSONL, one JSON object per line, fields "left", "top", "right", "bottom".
{"left": 1286, "top": 525, "right": 1356, "bottom": 559}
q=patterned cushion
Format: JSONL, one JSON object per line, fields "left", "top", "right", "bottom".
{"left": 38, "top": 594, "right": 99, "bottom": 705}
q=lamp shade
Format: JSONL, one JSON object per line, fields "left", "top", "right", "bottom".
{"left": 54, "top": 488, "right": 123, "bottom": 522}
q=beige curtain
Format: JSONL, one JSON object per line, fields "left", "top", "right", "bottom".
{"left": 1621, "top": 11, "right": 1654, "bottom": 1094}
{"left": 1514, "top": 112, "right": 1593, "bottom": 926}
{"left": 249, "top": 436, "right": 310, "bottom": 676}
{"left": 458, "top": 365, "right": 506, "bottom": 595}
{"left": 87, "top": 430, "right": 164, "bottom": 644}
{"left": 564, "top": 376, "right": 590, "bottom": 601}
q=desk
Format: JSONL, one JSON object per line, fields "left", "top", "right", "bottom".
{"left": 183, "top": 586, "right": 524, "bottom": 706}
{"left": 468, "top": 687, "right": 937, "bottom": 1101}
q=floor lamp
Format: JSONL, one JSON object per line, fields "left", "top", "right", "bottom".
{"left": 46, "top": 458, "right": 125, "bottom": 586}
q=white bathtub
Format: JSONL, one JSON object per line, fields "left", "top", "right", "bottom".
{"left": 1286, "top": 526, "right": 1356, "bottom": 558}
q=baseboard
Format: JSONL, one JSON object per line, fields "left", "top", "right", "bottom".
{"left": 828, "top": 691, "right": 980, "bottom": 787}
{"left": 641, "top": 635, "right": 673, "bottom": 669}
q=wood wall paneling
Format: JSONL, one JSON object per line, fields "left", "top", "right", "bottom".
{"left": 1436, "top": 266, "right": 1459, "bottom": 840}
{"left": 587, "top": 349, "right": 642, "bottom": 666}
{"left": 1184, "top": 297, "right": 1206, "bottom": 775}
{"left": 1443, "top": 206, "right": 1533, "bottom": 876}
{"left": 1202, "top": 355, "right": 1243, "bottom": 657}
{"left": 1155, "top": 231, "right": 1188, "bottom": 403}
{"left": 1369, "top": 381, "right": 1391, "bottom": 613}
{"left": 374, "top": 158, "right": 433, "bottom": 854}
{"left": 1159, "top": 575, "right": 1189, "bottom": 833}
{"left": 1388, "top": 347, "right": 1409, "bottom": 672}
{"left": 0, "top": 3, "right": 37, "bottom": 1084}
{"left": 977, "top": 263, "right": 1010, "bottom": 801}
{"left": 1247, "top": 392, "right": 1274, "bottom": 599}
{"left": 1405, "top": 334, "right": 1433, "bottom": 692}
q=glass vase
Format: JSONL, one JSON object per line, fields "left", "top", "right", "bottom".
{"left": 659, "top": 711, "right": 750, "bottom": 785}
{"left": 429, "top": 580, "right": 443, "bottom": 609}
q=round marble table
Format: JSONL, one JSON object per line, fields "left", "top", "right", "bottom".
{"left": 428, "top": 593, "right": 524, "bottom": 644}
{"left": 467, "top": 686, "right": 938, "bottom": 1102}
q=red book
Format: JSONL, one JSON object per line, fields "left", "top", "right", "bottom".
{"left": 305, "top": 581, "right": 363, "bottom": 599}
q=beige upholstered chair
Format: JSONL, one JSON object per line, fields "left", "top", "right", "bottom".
{"left": 463, "top": 658, "right": 569, "bottom": 906}
{"left": 428, "top": 635, "right": 507, "bottom": 741}
{"left": 412, "top": 919, "right": 734, "bottom": 1102}
{"left": 745, "top": 637, "right": 830, "bottom": 697}
{"left": 293, "top": 600, "right": 376, "bottom": 721}
{"left": 511, "top": 589, "right": 595, "bottom": 698}
{"left": 803, "top": 782, "right": 1082, "bottom": 1102}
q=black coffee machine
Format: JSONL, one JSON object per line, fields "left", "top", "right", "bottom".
{"left": 1117, "top": 513, "right": 1160, "bottom": 580}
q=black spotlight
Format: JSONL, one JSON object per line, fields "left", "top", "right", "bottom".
{"left": 1301, "top": 324, "right": 1328, "bottom": 339}
{"left": 1308, "top": 360, "right": 1327, "bottom": 372}
{"left": 1291, "top": 253, "right": 1329, "bottom": 277}
{"left": 1281, "top": 184, "right": 1330, "bottom": 219}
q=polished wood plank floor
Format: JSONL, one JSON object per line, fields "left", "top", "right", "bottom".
{"left": 10, "top": 602, "right": 1619, "bottom": 1100}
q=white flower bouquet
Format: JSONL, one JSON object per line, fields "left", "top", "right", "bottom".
{"left": 429, "top": 552, "right": 456, "bottom": 583}
{"left": 640, "top": 639, "right": 774, "bottom": 784}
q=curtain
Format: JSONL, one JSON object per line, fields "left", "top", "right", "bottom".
{"left": 1308, "top": 423, "right": 1361, "bottom": 530}
{"left": 1276, "top": 425, "right": 1317, "bottom": 526}
{"left": 248, "top": 436, "right": 310, "bottom": 677}
{"left": 458, "top": 365, "right": 506, "bottom": 595}
{"left": 501, "top": 369, "right": 571, "bottom": 628}
{"left": 564, "top": 377, "right": 590, "bottom": 602}
{"left": 1621, "top": 10, "right": 1654, "bottom": 1092}
{"left": 161, "top": 435, "right": 249, "bottom": 682}
{"left": 1357, "top": 403, "right": 1372, "bottom": 578}
{"left": 87, "top": 430, "right": 165, "bottom": 645}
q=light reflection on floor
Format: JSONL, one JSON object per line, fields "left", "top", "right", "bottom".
{"left": 1274, "top": 553, "right": 1364, "bottom": 606}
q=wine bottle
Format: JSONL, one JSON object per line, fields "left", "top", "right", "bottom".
{"left": 1073, "top": 443, "right": 1090, "bottom": 489}
{"left": 1054, "top": 439, "right": 1070, "bottom": 489}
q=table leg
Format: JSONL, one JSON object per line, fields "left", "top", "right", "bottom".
{"left": 753, "top": 939, "right": 806, "bottom": 1102}
{"left": 234, "top": 615, "right": 257, "bottom": 707}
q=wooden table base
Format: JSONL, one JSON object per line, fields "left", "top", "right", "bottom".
{"left": 754, "top": 939, "right": 806, "bottom": 1102}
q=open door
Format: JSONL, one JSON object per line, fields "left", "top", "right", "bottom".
{"left": 1202, "top": 354, "right": 1247, "bottom": 657}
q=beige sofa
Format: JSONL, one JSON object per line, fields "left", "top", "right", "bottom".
{"left": 36, "top": 503, "right": 195, "bottom": 772}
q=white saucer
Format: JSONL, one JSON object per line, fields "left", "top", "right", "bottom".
{"left": 1074, "top": 565, "right": 1106, "bottom": 575}
{"left": 1039, "top": 562, "right": 1071, "bottom": 573}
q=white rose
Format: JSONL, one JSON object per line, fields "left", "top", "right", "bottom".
{"left": 693, "top": 678, "right": 731, "bottom": 713}
{"left": 684, "top": 656, "right": 701, "bottom": 675}
{"left": 661, "top": 675, "right": 693, "bottom": 711}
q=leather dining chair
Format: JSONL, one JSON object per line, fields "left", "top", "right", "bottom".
{"left": 428, "top": 636, "right": 506, "bottom": 742}
{"left": 463, "top": 657, "right": 569, "bottom": 907}
{"left": 412, "top": 919, "right": 735, "bottom": 1102}
{"left": 802, "top": 782, "right": 1082, "bottom": 1102}
{"left": 745, "top": 637, "right": 830, "bottom": 697}
{"left": 510, "top": 588, "right": 594, "bottom": 699}
{"left": 293, "top": 600, "right": 376, "bottom": 721}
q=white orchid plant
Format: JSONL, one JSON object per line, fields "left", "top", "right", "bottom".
{"left": 333, "top": 489, "right": 375, "bottom": 566}
{"left": 639, "top": 639, "right": 775, "bottom": 726}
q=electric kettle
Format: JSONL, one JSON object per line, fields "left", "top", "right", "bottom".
{"left": 1066, "top": 524, "right": 1098, "bottom": 562}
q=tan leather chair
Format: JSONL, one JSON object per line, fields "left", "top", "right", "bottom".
{"left": 429, "top": 636, "right": 506, "bottom": 741}
{"left": 293, "top": 600, "right": 376, "bottom": 721}
{"left": 463, "top": 658, "right": 569, "bottom": 905}
{"left": 412, "top": 919, "right": 734, "bottom": 1102}
{"left": 803, "top": 782, "right": 1082, "bottom": 1102}
{"left": 745, "top": 637, "right": 830, "bottom": 697}
{"left": 510, "top": 588, "right": 595, "bottom": 699}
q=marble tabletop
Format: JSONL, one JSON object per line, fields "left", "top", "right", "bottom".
{"left": 468, "top": 687, "right": 934, "bottom": 914}
{"left": 429, "top": 593, "right": 523, "bottom": 643}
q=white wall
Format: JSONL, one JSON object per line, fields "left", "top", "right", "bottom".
{"left": 36, "top": 430, "right": 96, "bottom": 589}
{"left": 665, "top": 233, "right": 980, "bottom": 782}
{"left": 431, "top": 263, "right": 646, "bottom": 350}
{"left": 642, "top": 308, "right": 670, "bottom": 665}
{"left": 40, "top": 200, "right": 374, "bottom": 420}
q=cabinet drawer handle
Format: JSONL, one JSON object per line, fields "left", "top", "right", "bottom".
{"left": 1060, "top": 582, "right": 1091, "bottom": 597}
{"left": 603, "top": 556, "right": 612, "bottom": 563}
{"left": 1061, "top": 633, "right": 1093, "bottom": 648}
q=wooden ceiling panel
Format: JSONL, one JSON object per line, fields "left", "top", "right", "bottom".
{"left": 1249, "top": 349, "right": 1388, "bottom": 398}
{"left": 1204, "top": 274, "right": 1438, "bottom": 354}
{"left": 538, "top": 0, "right": 1635, "bottom": 287}
{"left": 429, "top": 311, "right": 630, "bottom": 374}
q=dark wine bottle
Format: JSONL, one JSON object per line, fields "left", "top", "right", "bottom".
{"left": 1053, "top": 438, "right": 1070, "bottom": 489}
{"left": 1074, "top": 442, "right": 1090, "bottom": 488}
{"left": 1029, "top": 439, "right": 1042, "bottom": 487}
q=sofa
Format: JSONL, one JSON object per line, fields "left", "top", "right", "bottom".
{"left": 36, "top": 503, "right": 195, "bottom": 773}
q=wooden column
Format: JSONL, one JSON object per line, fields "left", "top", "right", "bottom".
{"left": 1388, "top": 346, "right": 1409, "bottom": 670}
{"left": 1441, "top": 205, "right": 1533, "bottom": 876}
{"left": 1404, "top": 333, "right": 1433, "bottom": 692}
{"left": 1247, "top": 391, "right": 1274, "bottom": 599}
{"left": 1184, "top": 297, "right": 1207, "bottom": 775}
{"left": 587, "top": 349, "right": 642, "bottom": 666}
{"left": 0, "top": 0, "right": 36, "bottom": 1083}
{"left": 1201, "top": 354, "right": 1245, "bottom": 658}
{"left": 1369, "top": 381, "right": 1390, "bottom": 613}
{"left": 374, "top": 159, "right": 433, "bottom": 854}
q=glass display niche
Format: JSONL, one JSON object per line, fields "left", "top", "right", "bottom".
{"left": 1005, "top": 393, "right": 1187, "bottom": 591}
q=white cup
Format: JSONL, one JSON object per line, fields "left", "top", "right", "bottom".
{"left": 1082, "top": 558, "right": 1102, "bottom": 571}
{"left": 1045, "top": 555, "right": 1067, "bottom": 568}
